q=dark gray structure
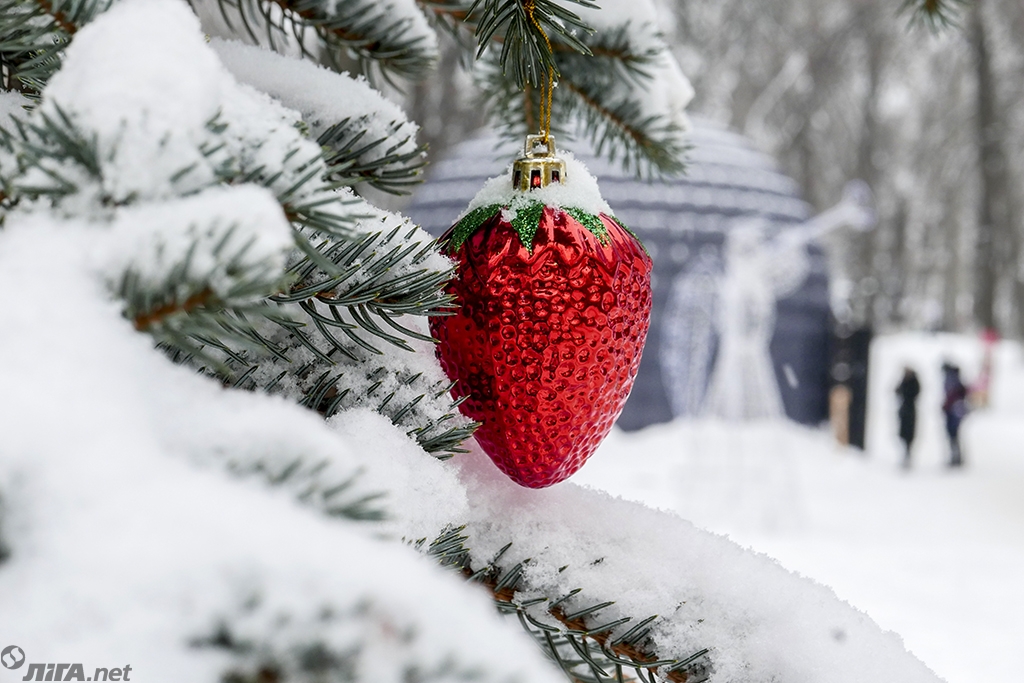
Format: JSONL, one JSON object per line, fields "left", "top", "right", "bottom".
{"left": 406, "top": 121, "right": 831, "bottom": 430}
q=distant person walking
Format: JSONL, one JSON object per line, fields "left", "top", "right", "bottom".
{"left": 941, "top": 363, "right": 969, "bottom": 468}
{"left": 895, "top": 368, "right": 920, "bottom": 468}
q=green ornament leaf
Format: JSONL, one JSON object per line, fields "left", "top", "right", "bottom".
{"left": 447, "top": 203, "right": 501, "bottom": 253}
{"left": 510, "top": 201, "right": 545, "bottom": 251}
{"left": 564, "top": 207, "right": 610, "bottom": 245}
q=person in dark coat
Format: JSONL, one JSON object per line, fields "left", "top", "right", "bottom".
{"left": 895, "top": 367, "right": 920, "bottom": 468}
{"left": 941, "top": 362, "right": 969, "bottom": 468}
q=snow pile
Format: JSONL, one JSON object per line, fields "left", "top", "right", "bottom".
{"left": 461, "top": 150, "right": 613, "bottom": 217}
{"left": 456, "top": 441, "right": 944, "bottom": 683}
{"left": 103, "top": 185, "right": 293, "bottom": 298}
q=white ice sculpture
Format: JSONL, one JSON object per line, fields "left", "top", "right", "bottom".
{"left": 665, "top": 181, "right": 874, "bottom": 421}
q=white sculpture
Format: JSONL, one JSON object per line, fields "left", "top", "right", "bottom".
{"left": 664, "top": 181, "right": 874, "bottom": 420}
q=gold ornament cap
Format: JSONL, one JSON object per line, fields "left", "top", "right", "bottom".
{"left": 512, "top": 134, "right": 566, "bottom": 191}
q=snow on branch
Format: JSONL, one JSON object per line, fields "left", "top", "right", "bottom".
{"left": 211, "top": 39, "right": 427, "bottom": 194}
{"left": 0, "top": 0, "right": 471, "bottom": 458}
{"left": 448, "top": 445, "right": 945, "bottom": 683}
{"left": 204, "top": 0, "right": 441, "bottom": 84}
{"left": 564, "top": 2, "right": 692, "bottom": 174}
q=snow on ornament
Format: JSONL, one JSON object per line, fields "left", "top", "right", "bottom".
{"left": 431, "top": 135, "right": 653, "bottom": 488}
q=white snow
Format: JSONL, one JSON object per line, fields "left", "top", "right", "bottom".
{"left": 461, "top": 149, "right": 613, "bottom": 217}
{"left": 102, "top": 185, "right": 293, "bottom": 295}
{"left": 21, "top": 0, "right": 351, "bottom": 228}
{"left": 576, "top": 332, "right": 1024, "bottom": 683}
{"left": 210, "top": 39, "right": 422, "bottom": 164}
{"left": 0, "top": 89, "right": 29, "bottom": 121}
{"left": 455, "top": 440, "right": 942, "bottom": 683}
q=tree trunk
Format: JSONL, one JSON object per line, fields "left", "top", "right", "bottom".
{"left": 849, "top": 5, "right": 885, "bottom": 329}
{"left": 970, "top": 1, "right": 1012, "bottom": 333}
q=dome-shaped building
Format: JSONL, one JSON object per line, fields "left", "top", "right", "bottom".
{"left": 406, "top": 121, "right": 832, "bottom": 430}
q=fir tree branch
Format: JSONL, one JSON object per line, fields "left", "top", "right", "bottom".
{"left": 468, "top": 0, "right": 596, "bottom": 88}
{"left": 901, "top": 0, "right": 969, "bottom": 29}
{"left": 0, "top": 0, "right": 109, "bottom": 93}
{"left": 317, "top": 118, "right": 428, "bottom": 195}
{"left": 477, "top": 41, "right": 688, "bottom": 177}
{"left": 34, "top": 0, "right": 79, "bottom": 35}
{"left": 426, "top": 528, "right": 711, "bottom": 683}
{"left": 211, "top": 0, "right": 439, "bottom": 86}
{"left": 554, "top": 76, "right": 687, "bottom": 177}
{"left": 133, "top": 288, "right": 214, "bottom": 331}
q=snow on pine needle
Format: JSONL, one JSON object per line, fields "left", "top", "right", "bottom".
{"left": 210, "top": 38, "right": 426, "bottom": 193}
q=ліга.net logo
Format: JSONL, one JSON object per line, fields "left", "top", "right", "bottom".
{"left": 2, "top": 647, "right": 132, "bottom": 681}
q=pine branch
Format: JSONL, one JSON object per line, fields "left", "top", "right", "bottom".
{"left": 427, "top": 528, "right": 712, "bottom": 683}
{"left": 0, "top": 103, "right": 101, "bottom": 201}
{"left": 132, "top": 287, "right": 215, "bottom": 331}
{"left": 901, "top": 0, "right": 969, "bottom": 29}
{"left": 201, "top": 220, "right": 474, "bottom": 457}
{"left": 117, "top": 222, "right": 297, "bottom": 375}
{"left": 0, "top": 0, "right": 109, "bottom": 93}
{"left": 224, "top": 453, "right": 388, "bottom": 521}
{"left": 555, "top": 76, "right": 687, "bottom": 177}
{"left": 468, "top": 0, "right": 596, "bottom": 88}
{"left": 1, "top": 98, "right": 473, "bottom": 457}
{"left": 477, "top": 40, "right": 688, "bottom": 177}
{"left": 317, "top": 117, "right": 428, "bottom": 195}
{"left": 276, "top": 224, "right": 455, "bottom": 337}
{"left": 211, "top": 0, "right": 439, "bottom": 86}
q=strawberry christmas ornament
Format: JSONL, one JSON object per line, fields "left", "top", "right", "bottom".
{"left": 431, "top": 135, "right": 653, "bottom": 488}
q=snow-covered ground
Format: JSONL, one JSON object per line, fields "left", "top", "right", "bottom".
{"left": 578, "top": 333, "right": 1024, "bottom": 683}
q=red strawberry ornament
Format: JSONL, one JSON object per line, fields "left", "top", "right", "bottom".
{"left": 430, "top": 136, "right": 653, "bottom": 488}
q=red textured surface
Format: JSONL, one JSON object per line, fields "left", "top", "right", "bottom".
{"left": 431, "top": 206, "right": 653, "bottom": 488}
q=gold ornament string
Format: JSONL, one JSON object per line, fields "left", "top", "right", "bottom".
{"left": 523, "top": 0, "right": 555, "bottom": 145}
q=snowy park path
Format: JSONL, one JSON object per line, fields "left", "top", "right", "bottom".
{"left": 578, "top": 334, "right": 1024, "bottom": 683}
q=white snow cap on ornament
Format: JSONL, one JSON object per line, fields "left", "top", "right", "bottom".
{"left": 461, "top": 150, "right": 613, "bottom": 218}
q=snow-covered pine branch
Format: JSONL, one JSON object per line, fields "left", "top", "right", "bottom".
{"left": 0, "top": 0, "right": 470, "bottom": 454}
{"left": 434, "top": 444, "right": 945, "bottom": 683}
{"left": 191, "top": 0, "right": 440, "bottom": 85}
{"left": 210, "top": 39, "right": 427, "bottom": 194}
